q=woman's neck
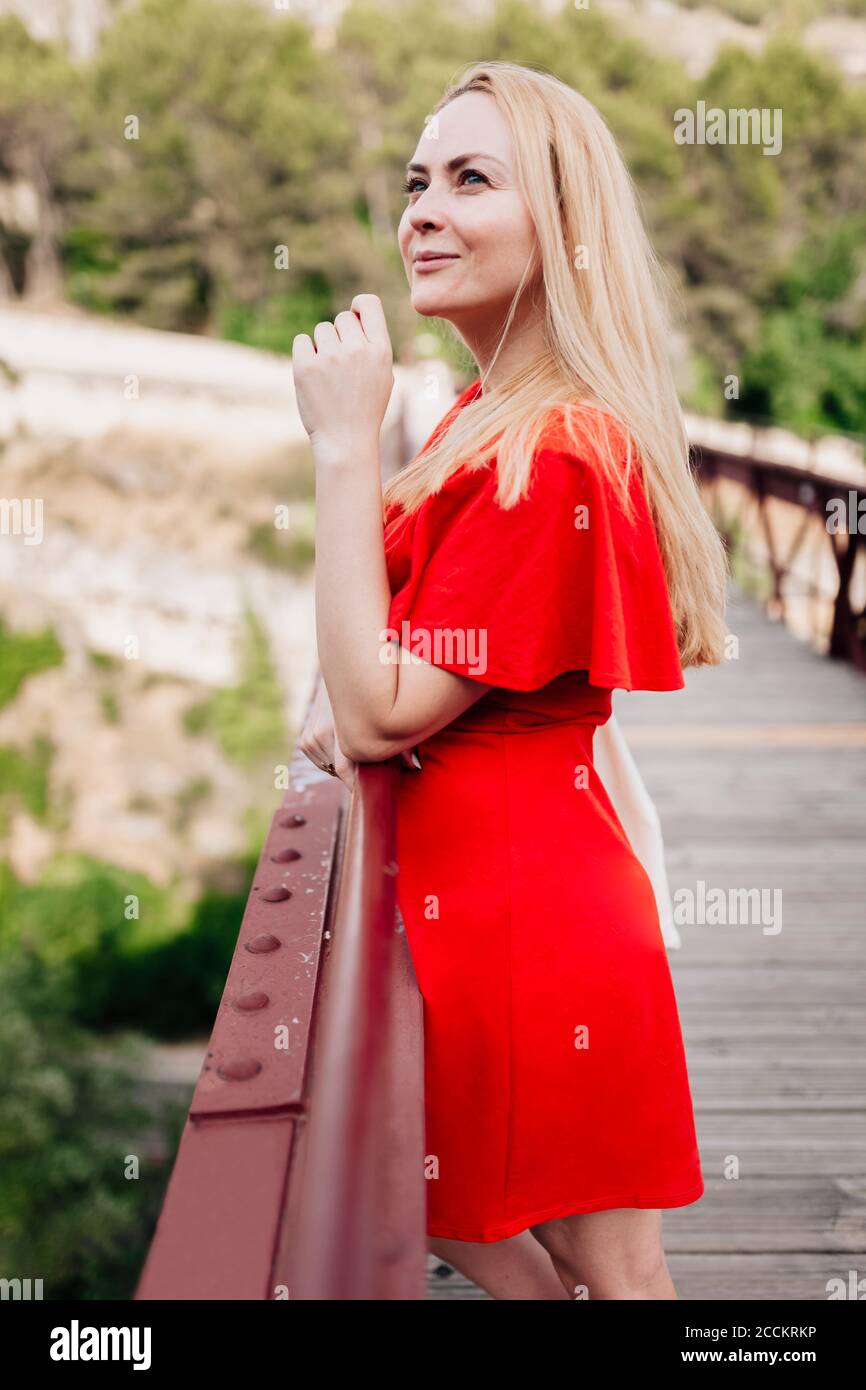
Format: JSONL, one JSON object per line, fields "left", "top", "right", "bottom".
{"left": 458, "top": 298, "right": 548, "bottom": 395}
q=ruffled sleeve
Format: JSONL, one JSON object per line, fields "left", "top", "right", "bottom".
{"left": 385, "top": 412, "right": 684, "bottom": 693}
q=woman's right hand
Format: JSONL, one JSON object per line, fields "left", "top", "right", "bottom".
{"left": 299, "top": 677, "right": 357, "bottom": 789}
{"left": 298, "top": 676, "right": 422, "bottom": 790}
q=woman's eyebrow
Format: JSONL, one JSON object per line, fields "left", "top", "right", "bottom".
{"left": 405, "top": 152, "right": 508, "bottom": 177}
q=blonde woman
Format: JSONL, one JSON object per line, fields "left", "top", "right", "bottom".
{"left": 293, "top": 61, "right": 727, "bottom": 1300}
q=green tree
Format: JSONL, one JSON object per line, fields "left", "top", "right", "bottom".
{"left": 66, "top": 0, "right": 352, "bottom": 336}
{"left": 0, "top": 948, "right": 185, "bottom": 1298}
{"left": 0, "top": 15, "right": 80, "bottom": 298}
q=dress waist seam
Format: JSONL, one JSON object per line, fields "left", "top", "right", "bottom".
{"left": 445, "top": 717, "right": 604, "bottom": 734}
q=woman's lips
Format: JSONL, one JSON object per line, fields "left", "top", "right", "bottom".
{"left": 413, "top": 255, "right": 459, "bottom": 273}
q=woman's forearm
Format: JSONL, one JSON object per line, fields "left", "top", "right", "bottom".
{"left": 294, "top": 311, "right": 488, "bottom": 764}
{"left": 312, "top": 441, "right": 401, "bottom": 757}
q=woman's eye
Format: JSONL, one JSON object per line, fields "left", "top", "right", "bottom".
{"left": 401, "top": 169, "right": 489, "bottom": 197}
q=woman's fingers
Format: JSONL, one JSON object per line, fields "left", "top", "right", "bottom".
{"left": 333, "top": 747, "right": 356, "bottom": 790}
{"left": 299, "top": 703, "right": 421, "bottom": 785}
{"left": 298, "top": 718, "right": 335, "bottom": 772}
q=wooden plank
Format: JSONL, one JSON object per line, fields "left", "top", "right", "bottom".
{"left": 667, "top": 1254, "right": 866, "bottom": 1301}
{"left": 678, "top": 1009, "right": 864, "bottom": 1041}
{"left": 626, "top": 724, "right": 866, "bottom": 747}
{"left": 669, "top": 968, "right": 866, "bottom": 1005}
{"left": 694, "top": 1112, "right": 866, "bottom": 1176}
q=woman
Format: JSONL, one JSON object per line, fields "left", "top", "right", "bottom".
{"left": 292, "top": 61, "right": 728, "bottom": 1300}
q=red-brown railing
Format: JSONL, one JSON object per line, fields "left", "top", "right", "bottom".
{"left": 135, "top": 679, "right": 426, "bottom": 1301}
{"left": 692, "top": 441, "right": 866, "bottom": 671}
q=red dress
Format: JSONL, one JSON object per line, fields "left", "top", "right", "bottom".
{"left": 384, "top": 379, "right": 704, "bottom": 1243}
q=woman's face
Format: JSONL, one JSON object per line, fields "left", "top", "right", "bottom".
{"left": 398, "top": 91, "right": 538, "bottom": 336}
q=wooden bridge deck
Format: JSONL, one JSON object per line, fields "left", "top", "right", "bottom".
{"left": 428, "top": 582, "right": 866, "bottom": 1300}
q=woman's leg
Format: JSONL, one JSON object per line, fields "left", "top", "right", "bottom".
{"left": 530, "top": 1207, "right": 677, "bottom": 1300}
{"left": 428, "top": 1230, "right": 571, "bottom": 1300}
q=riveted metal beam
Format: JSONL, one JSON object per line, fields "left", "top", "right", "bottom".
{"left": 189, "top": 764, "right": 344, "bottom": 1119}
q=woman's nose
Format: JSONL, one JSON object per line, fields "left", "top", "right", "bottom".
{"left": 408, "top": 189, "right": 447, "bottom": 230}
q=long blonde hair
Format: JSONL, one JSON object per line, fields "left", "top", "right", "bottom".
{"left": 384, "top": 60, "right": 728, "bottom": 670}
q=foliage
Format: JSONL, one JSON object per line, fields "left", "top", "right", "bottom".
{"left": 0, "top": 618, "right": 64, "bottom": 707}
{"left": 2, "top": 0, "right": 864, "bottom": 429}
{"left": 733, "top": 218, "right": 866, "bottom": 430}
{"left": 0, "top": 850, "right": 254, "bottom": 1039}
{"left": 0, "top": 735, "right": 54, "bottom": 829}
{"left": 182, "top": 603, "right": 288, "bottom": 768}
{"left": 0, "top": 947, "right": 186, "bottom": 1299}
{"left": 246, "top": 517, "right": 316, "bottom": 574}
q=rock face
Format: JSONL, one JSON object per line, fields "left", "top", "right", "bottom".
{"left": 0, "top": 305, "right": 449, "bottom": 886}
{"left": 0, "top": 324, "right": 310, "bottom": 882}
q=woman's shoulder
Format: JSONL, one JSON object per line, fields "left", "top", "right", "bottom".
{"left": 522, "top": 402, "right": 640, "bottom": 517}
{"left": 535, "top": 399, "right": 633, "bottom": 465}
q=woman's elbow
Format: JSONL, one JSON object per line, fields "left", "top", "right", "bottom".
{"left": 337, "top": 722, "right": 402, "bottom": 764}
{"left": 341, "top": 738, "right": 396, "bottom": 764}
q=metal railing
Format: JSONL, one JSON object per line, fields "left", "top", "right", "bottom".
{"left": 135, "top": 680, "right": 426, "bottom": 1301}
{"left": 691, "top": 440, "right": 866, "bottom": 672}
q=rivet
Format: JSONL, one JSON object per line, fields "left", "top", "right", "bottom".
{"left": 232, "top": 990, "right": 270, "bottom": 1011}
{"left": 245, "top": 933, "right": 281, "bottom": 954}
{"left": 217, "top": 1058, "right": 262, "bottom": 1081}
{"left": 270, "top": 846, "right": 302, "bottom": 863}
{"left": 261, "top": 883, "right": 292, "bottom": 901}
{"left": 278, "top": 812, "right": 306, "bottom": 827}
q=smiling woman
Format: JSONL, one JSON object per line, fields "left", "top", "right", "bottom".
{"left": 397, "top": 119, "right": 546, "bottom": 380}
{"left": 403, "top": 164, "right": 488, "bottom": 274}
{"left": 291, "top": 58, "right": 728, "bottom": 1301}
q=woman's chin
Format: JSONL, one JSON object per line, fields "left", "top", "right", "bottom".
{"left": 410, "top": 292, "right": 452, "bottom": 319}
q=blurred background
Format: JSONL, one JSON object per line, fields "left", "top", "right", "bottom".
{"left": 0, "top": 0, "right": 864, "bottom": 1299}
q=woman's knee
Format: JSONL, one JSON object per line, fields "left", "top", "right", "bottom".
{"left": 530, "top": 1209, "right": 667, "bottom": 1296}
